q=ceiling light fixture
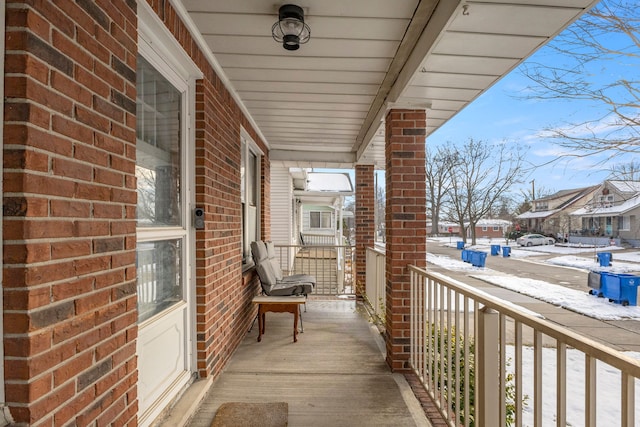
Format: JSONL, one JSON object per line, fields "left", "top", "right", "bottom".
{"left": 271, "top": 4, "right": 311, "bottom": 51}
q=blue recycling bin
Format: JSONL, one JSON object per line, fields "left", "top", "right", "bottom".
{"left": 491, "top": 244, "right": 501, "bottom": 256}
{"left": 471, "top": 251, "right": 487, "bottom": 267}
{"left": 619, "top": 274, "right": 639, "bottom": 306}
{"left": 601, "top": 273, "right": 640, "bottom": 305}
{"left": 456, "top": 241, "right": 465, "bottom": 250}
{"left": 502, "top": 246, "right": 511, "bottom": 257}
{"left": 461, "top": 249, "right": 470, "bottom": 262}
{"left": 597, "top": 252, "right": 612, "bottom": 267}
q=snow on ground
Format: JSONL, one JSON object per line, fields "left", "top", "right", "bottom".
{"left": 426, "top": 249, "right": 640, "bottom": 321}
{"left": 507, "top": 346, "right": 640, "bottom": 426}
{"left": 470, "top": 274, "right": 640, "bottom": 320}
{"left": 427, "top": 237, "right": 640, "bottom": 422}
{"left": 547, "top": 255, "right": 639, "bottom": 273}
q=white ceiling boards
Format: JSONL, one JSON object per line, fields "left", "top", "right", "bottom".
{"left": 180, "top": 0, "right": 599, "bottom": 169}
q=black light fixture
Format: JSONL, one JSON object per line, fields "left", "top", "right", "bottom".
{"left": 271, "top": 4, "right": 311, "bottom": 51}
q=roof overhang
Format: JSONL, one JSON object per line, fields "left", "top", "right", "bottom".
{"left": 178, "top": 0, "right": 600, "bottom": 169}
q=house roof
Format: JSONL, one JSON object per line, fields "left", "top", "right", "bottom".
{"left": 306, "top": 173, "right": 353, "bottom": 193}
{"left": 571, "top": 194, "right": 640, "bottom": 217}
{"left": 294, "top": 172, "right": 354, "bottom": 205}
{"left": 474, "top": 218, "right": 511, "bottom": 227}
{"left": 608, "top": 180, "right": 640, "bottom": 194}
{"left": 516, "top": 210, "right": 559, "bottom": 219}
{"left": 517, "top": 185, "right": 597, "bottom": 219}
{"left": 180, "top": 0, "right": 599, "bottom": 169}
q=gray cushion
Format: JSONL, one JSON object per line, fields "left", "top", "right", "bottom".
{"left": 265, "top": 242, "right": 284, "bottom": 280}
{"left": 253, "top": 240, "right": 314, "bottom": 296}
{"left": 251, "top": 241, "right": 268, "bottom": 263}
{"left": 281, "top": 274, "right": 316, "bottom": 286}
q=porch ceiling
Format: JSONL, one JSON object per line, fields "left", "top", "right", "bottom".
{"left": 179, "top": 0, "right": 598, "bottom": 169}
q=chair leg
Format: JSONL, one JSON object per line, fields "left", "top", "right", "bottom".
{"left": 299, "top": 310, "right": 304, "bottom": 333}
{"left": 248, "top": 312, "right": 258, "bottom": 332}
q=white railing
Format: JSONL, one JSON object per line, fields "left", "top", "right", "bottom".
{"left": 408, "top": 265, "right": 640, "bottom": 426}
{"left": 274, "top": 244, "right": 354, "bottom": 295}
{"left": 365, "top": 247, "right": 386, "bottom": 322}
{"left": 300, "top": 233, "right": 336, "bottom": 246}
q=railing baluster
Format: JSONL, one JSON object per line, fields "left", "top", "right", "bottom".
{"left": 402, "top": 264, "right": 640, "bottom": 427}
{"left": 515, "top": 321, "right": 523, "bottom": 427}
{"left": 500, "top": 314, "right": 507, "bottom": 426}
{"left": 621, "top": 372, "right": 635, "bottom": 427}
{"left": 478, "top": 307, "right": 500, "bottom": 426}
{"left": 585, "top": 355, "right": 596, "bottom": 427}
{"left": 464, "top": 298, "right": 471, "bottom": 427}
{"left": 454, "top": 289, "right": 460, "bottom": 426}
{"left": 446, "top": 287, "right": 453, "bottom": 424}
{"left": 439, "top": 282, "right": 446, "bottom": 414}
{"left": 556, "top": 342, "right": 566, "bottom": 427}
{"left": 534, "top": 331, "right": 542, "bottom": 427}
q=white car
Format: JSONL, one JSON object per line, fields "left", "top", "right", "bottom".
{"left": 516, "top": 233, "right": 555, "bottom": 247}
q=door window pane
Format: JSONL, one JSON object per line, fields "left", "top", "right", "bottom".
{"left": 136, "top": 56, "right": 182, "bottom": 227}
{"left": 137, "top": 239, "right": 183, "bottom": 323}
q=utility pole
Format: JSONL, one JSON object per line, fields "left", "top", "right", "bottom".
{"left": 531, "top": 179, "right": 535, "bottom": 201}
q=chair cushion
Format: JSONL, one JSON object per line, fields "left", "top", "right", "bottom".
{"left": 265, "top": 242, "right": 283, "bottom": 280}
{"left": 256, "top": 262, "right": 277, "bottom": 287}
{"left": 251, "top": 241, "right": 268, "bottom": 263}
{"left": 281, "top": 274, "right": 316, "bottom": 286}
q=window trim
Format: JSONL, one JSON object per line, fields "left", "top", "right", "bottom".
{"left": 309, "top": 211, "right": 333, "bottom": 230}
{"left": 241, "top": 128, "right": 262, "bottom": 266}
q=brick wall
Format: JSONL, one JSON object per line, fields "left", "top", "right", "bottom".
{"left": 3, "top": 1, "right": 139, "bottom": 425}
{"left": 384, "top": 109, "right": 427, "bottom": 372}
{"left": 355, "top": 165, "right": 375, "bottom": 297}
{"left": 3, "top": 0, "right": 269, "bottom": 424}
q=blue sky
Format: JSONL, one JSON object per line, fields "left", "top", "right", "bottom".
{"left": 426, "top": 10, "right": 638, "bottom": 198}
{"left": 426, "top": 64, "right": 615, "bottom": 197}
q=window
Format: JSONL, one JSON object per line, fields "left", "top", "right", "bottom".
{"left": 618, "top": 216, "right": 630, "bottom": 231}
{"left": 481, "top": 226, "right": 488, "bottom": 231}
{"left": 493, "top": 226, "right": 499, "bottom": 231}
{"left": 241, "top": 134, "right": 261, "bottom": 264}
{"left": 135, "top": 55, "right": 185, "bottom": 323}
{"left": 310, "top": 211, "right": 332, "bottom": 229}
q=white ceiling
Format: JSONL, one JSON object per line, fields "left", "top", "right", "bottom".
{"left": 178, "top": 0, "right": 599, "bottom": 169}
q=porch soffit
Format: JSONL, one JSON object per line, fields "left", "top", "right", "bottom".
{"left": 179, "top": 0, "right": 599, "bottom": 170}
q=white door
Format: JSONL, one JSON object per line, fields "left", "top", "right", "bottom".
{"left": 135, "top": 53, "right": 193, "bottom": 425}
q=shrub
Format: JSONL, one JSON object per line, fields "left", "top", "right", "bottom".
{"left": 428, "top": 324, "right": 527, "bottom": 426}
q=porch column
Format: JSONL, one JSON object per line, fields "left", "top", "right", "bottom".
{"left": 384, "top": 109, "right": 427, "bottom": 371}
{"left": 355, "top": 164, "right": 375, "bottom": 299}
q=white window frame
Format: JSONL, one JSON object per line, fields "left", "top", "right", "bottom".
{"left": 309, "top": 211, "right": 333, "bottom": 230}
{"left": 241, "top": 129, "right": 262, "bottom": 266}
{"left": 136, "top": 4, "right": 201, "bottom": 424}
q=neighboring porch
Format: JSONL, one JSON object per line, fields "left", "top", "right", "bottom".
{"left": 160, "top": 299, "right": 433, "bottom": 427}
{"left": 274, "top": 242, "right": 356, "bottom": 296}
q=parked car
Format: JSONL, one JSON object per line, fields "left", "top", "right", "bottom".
{"left": 516, "top": 233, "right": 556, "bottom": 247}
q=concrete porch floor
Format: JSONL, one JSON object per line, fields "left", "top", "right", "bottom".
{"left": 159, "top": 298, "right": 431, "bottom": 427}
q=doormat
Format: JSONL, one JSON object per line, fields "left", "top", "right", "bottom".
{"left": 210, "top": 402, "right": 288, "bottom": 427}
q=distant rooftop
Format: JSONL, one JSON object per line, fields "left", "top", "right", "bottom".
{"left": 306, "top": 173, "right": 353, "bottom": 193}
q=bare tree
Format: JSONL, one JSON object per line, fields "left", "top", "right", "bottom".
{"left": 520, "top": 0, "right": 640, "bottom": 158}
{"left": 444, "top": 139, "right": 527, "bottom": 245}
{"left": 425, "top": 144, "right": 456, "bottom": 235}
{"left": 608, "top": 160, "right": 640, "bottom": 180}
